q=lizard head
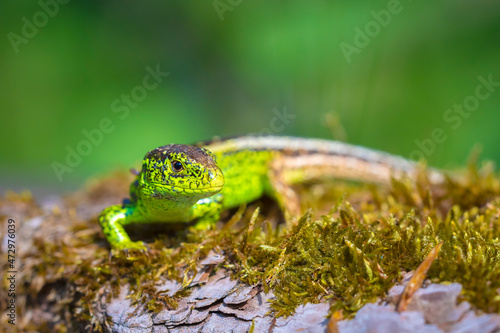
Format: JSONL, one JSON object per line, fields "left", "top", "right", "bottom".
{"left": 140, "top": 144, "right": 224, "bottom": 199}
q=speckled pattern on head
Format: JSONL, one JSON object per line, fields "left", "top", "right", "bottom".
{"left": 146, "top": 144, "right": 219, "bottom": 171}
{"left": 141, "top": 144, "right": 223, "bottom": 193}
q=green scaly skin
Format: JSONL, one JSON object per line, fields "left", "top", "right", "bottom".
{"left": 99, "top": 135, "right": 439, "bottom": 251}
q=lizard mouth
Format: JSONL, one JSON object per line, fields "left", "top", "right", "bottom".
{"left": 146, "top": 182, "right": 223, "bottom": 194}
{"left": 143, "top": 168, "right": 224, "bottom": 194}
{"left": 177, "top": 183, "right": 223, "bottom": 193}
{"left": 163, "top": 172, "right": 224, "bottom": 194}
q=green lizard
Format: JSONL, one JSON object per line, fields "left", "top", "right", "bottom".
{"left": 99, "top": 136, "right": 443, "bottom": 250}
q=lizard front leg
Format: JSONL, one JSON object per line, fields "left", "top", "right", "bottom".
{"left": 267, "top": 156, "right": 302, "bottom": 218}
{"left": 191, "top": 194, "right": 224, "bottom": 230}
{"left": 98, "top": 204, "right": 147, "bottom": 251}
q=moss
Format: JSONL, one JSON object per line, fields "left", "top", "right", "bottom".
{"left": 4, "top": 161, "right": 500, "bottom": 331}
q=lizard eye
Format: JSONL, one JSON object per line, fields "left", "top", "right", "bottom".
{"left": 171, "top": 161, "right": 183, "bottom": 172}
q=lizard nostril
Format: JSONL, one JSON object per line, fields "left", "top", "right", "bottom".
{"left": 209, "top": 170, "right": 224, "bottom": 189}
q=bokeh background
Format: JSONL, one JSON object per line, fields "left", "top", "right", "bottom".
{"left": 2, "top": 1, "right": 500, "bottom": 195}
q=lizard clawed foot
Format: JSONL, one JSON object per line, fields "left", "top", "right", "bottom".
{"left": 111, "top": 240, "right": 148, "bottom": 258}
{"left": 192, "top": 220, "right": 216, "bottom": 230}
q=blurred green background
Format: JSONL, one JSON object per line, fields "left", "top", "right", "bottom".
{"left": 2, "top": 1, "right": 500, "bottom": 195}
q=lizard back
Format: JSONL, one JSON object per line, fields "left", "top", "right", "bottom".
{"left": 199, "top": 136, "right": 443, "bottom": 209}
